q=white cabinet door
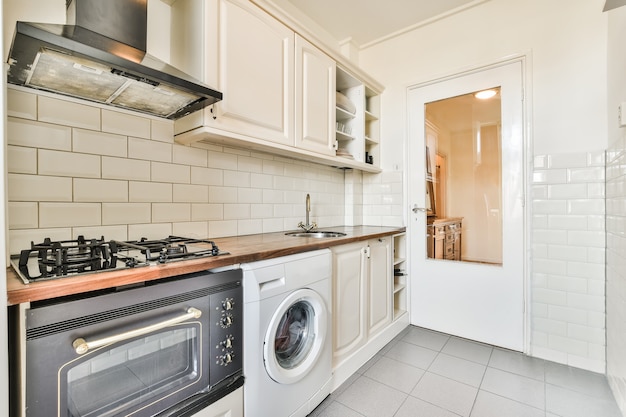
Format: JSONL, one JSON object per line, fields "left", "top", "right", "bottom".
{"left": 211, "top": 0, "right": 294, "bottom": 146}
{"left": 295, "top": 35, "right": 336, "bottom": 156}
{"left": 367, "top": 237, "right": 392, "bottom": 336}
{"left": 331, "top": 242, "right": 367, "bottom": 366}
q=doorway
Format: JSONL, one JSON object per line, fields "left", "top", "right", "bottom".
{"left": 407, "top": 60, "right": 526, "bottom": 351}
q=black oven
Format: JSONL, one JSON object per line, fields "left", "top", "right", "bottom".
{"left": 16, "top": 268, "right": 243, "bottom": 417}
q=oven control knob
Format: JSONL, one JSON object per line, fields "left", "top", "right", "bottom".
{"left": 220, "top": 336, "right": 234, "bottom": 349}
{"left": 222, "top": 298, "right": 235, "bottom": 311}
{"left": 220, "top": 314, "right": 233, "bottom": 328}
{"left": 218, "top": 352, "right": 234, "bottom": 365}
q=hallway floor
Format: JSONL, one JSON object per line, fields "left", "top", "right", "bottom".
{"left": 310, "top": 326, "right": 622, "bottom": 417}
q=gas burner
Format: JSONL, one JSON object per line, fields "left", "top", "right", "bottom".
{"left": 17, "top": 236, "right": 114, "bottom": 282}
{"left": 11, "top": 235, "right": 228, "bottom": 284}
{"left": 112, "top": 236, "right": 225, "bottom": 264}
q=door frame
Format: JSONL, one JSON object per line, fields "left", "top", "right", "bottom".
{"left": 404, "top": 54, "right": 533, "bottom": 353}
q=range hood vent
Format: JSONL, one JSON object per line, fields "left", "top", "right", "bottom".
{"left": 7, "top": 0, "right": 222, "bottom": 120}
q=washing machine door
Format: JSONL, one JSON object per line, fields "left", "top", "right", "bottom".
{"left": 263, "top": 288, "right": 328, "bottom": 384}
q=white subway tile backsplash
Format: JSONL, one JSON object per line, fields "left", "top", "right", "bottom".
{"left": 128, "top": 223, "right": 172, "bottom": 240}
{"left": 74, "top": 178, "right": 128, "bottom": 202}
{"left": 173, "top": 184, "right": 209, "bottom": 203}
{"left": 262, "top": 159, "right": 285, "bottom": 175}
{"left": 73, "top": 225, "right": 128, "bottom": 241}
{"left": 151, "top": 162, "right": 190, "bottom": 183}
{"left": 191, "top": 204, "right": 223, "bottom": 221}
{"left": 38, "top": 149, "right": 101, "bottom": 178}
{"left": 9, "top": 174, "right": 72, "bottom": 202}
{"left": 7, "top": 145, "right": 37, "bottom": 174}
{"left": 191, "top": 167, "right": 223, "bottom": 186}
{"left": 8, "top": 118, "right": 71, "bottom": 150}
{"left": 547, "top": 183, "right": 588, "bottom": 199}
{"left": 237, "top": 219, "right": 263, "bottom": 236}
{"left": 533, "top": 169, "right": 567, "bottom": 184}
{"left": 547, "top": 153, "right": 589, "bottom": 169}
{"left": 102, "top": 156, "right": 151, "bottom": 181}
{"left": 173, "top": 145, "right": 207, "bottom": 167}
{"left": 263, "top": 218, "right": 284, "bottom": 233}
{"left": 209, "top": 220, "right": 238, "bottom": 238}
{"left": 8, "top": 202, "right": 38, "bottom": 229}
{"left": 39, "top": 202, "right": 101, "bottom": 228}
{"left": 152, "top": 203, "right": 191, "bottom": 223}
{"left": 224, "top": 170, "right": 251, "bottom": 187}
{"left": 208, "top": 150, "right": 238, "bottom": 170}
{"left": 7, "top": 89, "right": 37, "bottom": 119}
{"left": 568, "top": 167, "right": 605, "bottom": 183}
{"left": 102, "top": 110, "right": 150, "bottom": 138}
{"left": 172, "top": 222, "right": 208, "bottom": 238}
{"left": 102, "top": 203, "right": 151, "bottom": 225}
{"left": 567, "top": 230, "right": 605, "bottom": 247}
{"left": 151, "top": 119, "right": 174, "bottom": 143}
{"left": 237, "top": 188, "right": 263, "bottom": 204}
{"left": 209, "top": 186, "right": 238, "bottom": 203}
{"left": 73, "top": 129, "right": 127, "bottom": 157}
{"left": 38, "top": 96, "right": 100, "bottom": 130}
{"left": 223, "top": 204, "right": 251, "bottom": 220}
{"left": 262, "top": 189, "right": 284, "bottom": 204}
{"left": 9, "top": 228, "right": 72, "bottom": 255}
{"left": 238, "top": 155, "right": 263, "bottom": 173}
{"left": 129, "top": 182, "right": 172, "bottom": 202}
{"left": 128, "top": 137, "right": 172, "bottom": 162}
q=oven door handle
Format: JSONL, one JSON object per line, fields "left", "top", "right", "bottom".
{"left": 72, "top": 307, "right": 202, "bottom": 355}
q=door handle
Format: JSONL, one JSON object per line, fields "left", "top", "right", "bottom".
{"left": 72, "top": 307, "right": 202, "bottom": 355}
{"left": 412, "top": 204, "right": 427, "bottom": 213}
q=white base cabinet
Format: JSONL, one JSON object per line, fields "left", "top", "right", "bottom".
{"left": 331, "top": 237, "right": 406, "bottom": 390}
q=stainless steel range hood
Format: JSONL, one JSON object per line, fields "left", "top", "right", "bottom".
{"left": 7, "top": 0, "right": 222, "bottom": 120}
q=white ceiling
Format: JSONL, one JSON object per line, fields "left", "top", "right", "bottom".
{"left": 286, "top": 0, "right": 485, "bottom": 48}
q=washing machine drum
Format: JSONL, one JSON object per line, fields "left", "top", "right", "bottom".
{"left": 263, "top": 288, "right": 328, "bottom": 384}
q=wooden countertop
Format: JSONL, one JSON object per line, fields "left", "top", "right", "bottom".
{"left": 6, "top": 226, "right": 405, "bottom": 306}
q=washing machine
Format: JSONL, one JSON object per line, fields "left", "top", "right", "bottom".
{"left": 241, "top": 249, "right": 332, "bottom": 417}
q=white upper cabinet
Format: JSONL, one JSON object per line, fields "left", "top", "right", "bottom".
{"left": 295, "top": 35, "right": 336, "bottom": 156}
{"left": 171, "top": 0, "right": 382, "bottom": 172}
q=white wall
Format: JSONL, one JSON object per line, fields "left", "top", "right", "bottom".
{"left": 606, "top": 4, "right": 626, "bottom": 415}
{"left": 358, "top": 0, "right": 610, "bottom": 372}
{"left": 359, "top": 0, "right": 608, "bottom": 170}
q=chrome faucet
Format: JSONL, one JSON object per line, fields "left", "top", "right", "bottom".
{"left": 298, "top": 193, "right": 317, "bottom": 232}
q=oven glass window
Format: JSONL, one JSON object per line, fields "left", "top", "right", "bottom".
{"left": 66, "top": 327, "right": 199, "bottom": 417}
{"left": 274, "top": 301, "right": 315, "bottom": 369}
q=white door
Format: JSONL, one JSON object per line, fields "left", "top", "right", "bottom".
{"left": 407, "top": 61, "right": 525, "bottom": 351}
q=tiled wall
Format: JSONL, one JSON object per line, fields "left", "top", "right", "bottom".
{"left": 531, "top": 151, "right": 606, "bottom": 372}
{"left": 607, "top": 134, "right": 626, "bottom": 414}
{"left": 363, "top": 171, "right": 404, "bottom": 227}
{"left": 6, "top": 88, "right": 348, "bottom": 254}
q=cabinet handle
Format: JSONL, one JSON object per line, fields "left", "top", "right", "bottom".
{"left": 210, "top": 105, "right": 217, "bottom": 120}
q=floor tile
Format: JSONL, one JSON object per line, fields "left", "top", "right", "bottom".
{"left": 310, "top": 401, "right": 365, "bottom": 417}
{"left": 384, "top": 340, "right": 438, "bottom": 369}
{"left": 428, "top": 352, "right": 487, "bottom": 387}
{"left": 363, "top": 356, "right": 425, "bottom": 393}
{"left": 395, "top": 396, "right": 463, "bottom": 417}
{"left": 356, "top": 352, "right": 381, "bottom": 375}
{"left": 335, "top": 375, "right": 407, "bottom": 417}
{"left": 480, "top": 367, "right": 545, "bottom": 409}
{"left": 402, "top": 326, "right": 450, "bottom": 351}
{"left": 411, "top": 372, "right": 478, "bottom": 417}
{"left": 441, "top": 337, "right": 494, "bottom": 365}
{"left": 489, "top": 348, "right": 545, "bottom": 381}
{"left": 545, "top": 384, "right": 622, "bottom": 417}
{"left": 470, "top": 390, "right": 545, "bottom": 417}
{"left": 545, "top": 361, "right": 614, "bottom": 399}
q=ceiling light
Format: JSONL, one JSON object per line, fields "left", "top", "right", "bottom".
{"left": 474, "top": 89, "right": 497, "bottom": 99}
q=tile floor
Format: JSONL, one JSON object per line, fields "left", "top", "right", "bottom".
{"left": 310, "top": 326, "right": 622, "bottom": 417}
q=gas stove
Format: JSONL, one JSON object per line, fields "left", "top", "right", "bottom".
{"left": 11, "top": 235, "right": 229, "bottom": 284}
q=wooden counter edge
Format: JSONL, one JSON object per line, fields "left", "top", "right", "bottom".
{"left": 7, "top": 226, "right": 405, "bottom": 306}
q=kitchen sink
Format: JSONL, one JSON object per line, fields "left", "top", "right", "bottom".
{"left": 285, "top": 231, "right": 347, "bottom": 238}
